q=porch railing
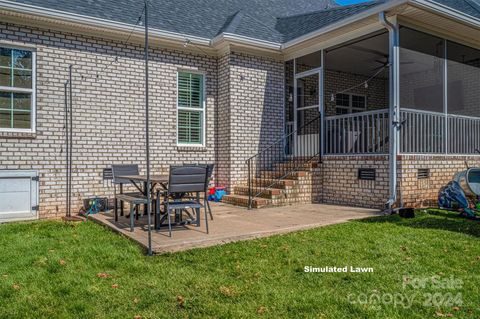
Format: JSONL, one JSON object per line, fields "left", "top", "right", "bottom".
{"left": 325, "top": 109, "right": 389, "bottom": 155}
{"left": 246, "top": 116, "right": 320, "bottom": 209}
{"left": 400, "top": 108, "right": 480, "bottom": 154}
{"left": 400, "top": 108, "right": 445, "bottom": 153}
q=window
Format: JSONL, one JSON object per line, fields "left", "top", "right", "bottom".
{"left": 0, "top": 46, "right": 35, "bottom": 131}
{"left": 177, "top": 72, "right": 205, "bottom": 145}
{"left": 335, "top": 93, "right": 366, "bottom": 115}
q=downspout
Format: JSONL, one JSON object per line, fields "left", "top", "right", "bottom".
{"left": 379, "top": 12, "right": 400, "bottom": 212}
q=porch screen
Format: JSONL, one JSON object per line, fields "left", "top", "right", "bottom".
{"left": 177, "top": 72, "right": 204, "bottom": 145}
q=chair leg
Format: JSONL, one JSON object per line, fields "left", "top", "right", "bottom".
{"left": 120, "top": 184, "right": 124, "bottom": 216}
{"left": 167, "top": 204, "right": 172, "bottom": 237}
{"left": 130, "top": 204, "right": 135, "bottom": 232}
{"left": 155, "top": 195, "right": 160, "bottom": 230}
{"left": 114, "top": 187, "right": 118, "bottom": 221}
{"left": 204, "top": 198, "right": 209, "bottom": 234}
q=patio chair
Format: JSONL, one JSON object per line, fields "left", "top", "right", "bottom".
{"left": 175, "top": 163, "right": 214, "bottom": 221}
{"left": 112, "top": 164, "right": 143, "bottom": 222}
{"left": 160, "top": 165, "right": 209, "bottom": 237}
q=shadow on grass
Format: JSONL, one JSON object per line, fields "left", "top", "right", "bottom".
{"left": 359, "top": 209, "right": 480, "bottom": 238}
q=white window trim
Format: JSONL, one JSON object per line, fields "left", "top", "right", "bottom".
{"left": 0, "top": 45, "right": 36, "bottom": 133}
{"left": 335, "top": 93, "right": 367, "bottom": 113}
{"left": 176, "top": 70, "right": 206, "bottom": 147}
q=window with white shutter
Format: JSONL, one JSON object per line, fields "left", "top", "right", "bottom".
{"left": 177, "top": 72, "right": 205, "bottom": 145}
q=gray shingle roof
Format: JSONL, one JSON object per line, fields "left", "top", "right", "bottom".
{"left": 277, "top": 1, "right": 385, "bottom": 42}
{"left": 5, "top": 0, "right": 480, "bottom": 44}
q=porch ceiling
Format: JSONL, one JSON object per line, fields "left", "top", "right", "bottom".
{"left": 399, "top": 4, "right": 480, "bottom": 49}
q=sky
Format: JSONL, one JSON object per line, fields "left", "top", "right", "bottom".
{"left": 335, "top": 0, "right": 372, "bottom": 5}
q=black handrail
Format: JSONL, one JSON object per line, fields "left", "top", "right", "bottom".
{"left": 246, "top": 115, "right": 321, "bottom": 209}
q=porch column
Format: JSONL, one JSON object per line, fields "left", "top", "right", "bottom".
{"left": 380, "top": 13, "right": 400, "bottom": 210}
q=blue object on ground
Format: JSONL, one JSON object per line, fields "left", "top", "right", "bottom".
{"left": 438, "top": 181, "right": 469, "bottom": 210}
{"left": 208, "top": 189, "right": 226, "bottom": 202}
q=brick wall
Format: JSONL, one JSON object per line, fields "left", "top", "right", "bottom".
{"left": 312, "top": 155, "right": 390, "bottom": 209}
{"left": 0, "top": 22, "right": 218, "bottom": 218}
{"left": 0, "top": 22, "right": 287, "bottom": 218}
{"left": 215, "top": 53, "right": 231, "bottom": 189}
{"left": 324, "top": 69, "right": 389, "bottom": 116}
{"left": 398, "top": 155, "right": 480, "bottom": 207}
{"left": 227, "top": 52, "right": 284, "bottom": 187}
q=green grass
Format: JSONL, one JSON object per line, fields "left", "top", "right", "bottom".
{"left": 1, "top": 210, "right": 480, "bottom": 319}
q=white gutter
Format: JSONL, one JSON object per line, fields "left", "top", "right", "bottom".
{"left": 211, "top": 33, "right": 281, "bottom": 50}
{"left": 0, "top": 0, "right": 211, "bottom": 46}
{"left": 379, "top": 12, "right": 400, "bottom": 211}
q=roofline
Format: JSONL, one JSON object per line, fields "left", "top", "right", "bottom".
{"left": 0, "top": 0, "right": 211, "bottom": 46}
{"left": 211, "top": 33, "right": 282, "bottom": 50}
{"left": 281, "top": 0, "right": 407, "bottom": 49}
{"left": 410, "top": 0, "right": 480, "bottom": 27}
{"left": 1, "top": 0, "right": 480, "bottom": 54}
{"left": 282, "top": 0, "right": 480, "bottom": 49}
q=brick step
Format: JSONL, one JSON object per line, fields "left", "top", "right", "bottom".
{"left": 221, "top": 194, "right": 270, "bottom": 208}
{"left": 251, "top": 178, "right": 296, "bottom": 189}
{"left": 233, "top": 185, "right": 285, "bottom": 199}
{"left": 259, "top": 170, "right": 310, "bottom": 180}
{"left": 274, "top": 161, "right": 318, "bottom": 170}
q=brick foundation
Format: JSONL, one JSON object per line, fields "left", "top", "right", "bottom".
{"left": 398, "top": 155, "right": 480, "bottom": 208}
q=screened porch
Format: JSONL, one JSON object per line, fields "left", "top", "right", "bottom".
{"left": 284, "top": 25, "right": 480, "bottom": 156}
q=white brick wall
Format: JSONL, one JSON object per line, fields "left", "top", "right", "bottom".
{"left": 0, "top": 22, "right": 219, "bottom": 218}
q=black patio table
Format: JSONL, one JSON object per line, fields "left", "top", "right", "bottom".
{"left": 117, "top": 174, "right": 201, "bottom": 229}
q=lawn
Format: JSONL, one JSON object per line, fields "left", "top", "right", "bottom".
{"left": 0, "top": 210, "right": 479, "bottom": 319}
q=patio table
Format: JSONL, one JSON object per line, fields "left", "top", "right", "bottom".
{"left": 117, "top": 174, "right": 201, "bottom": 229}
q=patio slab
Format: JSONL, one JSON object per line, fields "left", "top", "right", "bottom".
{"left": 89, "top": 202, "right": 381, "bottom": 254}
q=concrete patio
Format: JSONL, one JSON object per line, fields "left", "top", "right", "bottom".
{"left": 90, "top": 202, "right": 380, "bottom": 254}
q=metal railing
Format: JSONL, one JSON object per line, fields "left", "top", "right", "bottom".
{"left": 325, "top": 109, "right": 389, "bottom": 155}
{"left": 246, "top": 116, "right": 320, "bottom": 209}
{"left": 400, "top": 109, "right": 445, "bottom": 153}
{"left": 400, "top": 108, "right": 480, "bottom": 154}
{"left": 447, "top": 114, "right": 480, "bottom": 154}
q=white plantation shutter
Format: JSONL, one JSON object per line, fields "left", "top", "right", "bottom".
{"left": 177, "top": 72, "right": 204, "bottom": 144}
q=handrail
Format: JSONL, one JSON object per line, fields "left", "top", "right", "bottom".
{"left": 246, "top": 115, "right": 321, "bottom": 209}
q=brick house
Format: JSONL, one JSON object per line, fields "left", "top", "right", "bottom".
{"left": 1, "top": 0, "right": 480, "bottom": 221}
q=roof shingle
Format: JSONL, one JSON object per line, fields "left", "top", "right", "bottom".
{"left": 5, "top": 0, "right": 480, "bottom": 44}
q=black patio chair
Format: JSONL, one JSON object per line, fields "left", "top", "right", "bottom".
{"left": 112, "top": 164, "right": 143, "bottom": 222}
{"left": 160, "top": 165, "right": 209, "bottom": 237}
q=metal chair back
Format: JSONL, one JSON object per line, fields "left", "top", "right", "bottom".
{"left": 168, "top": 165, "right": 208, "bottom": 194}
{"left": 112, "top": 164, "right": 139, "bottom": 185}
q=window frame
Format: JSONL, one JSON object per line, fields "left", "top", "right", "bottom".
{"left": 335, "top": 93, "right": 366, "bottom": 114}
{"left": 176, "top": 70, "right": 206, "bottom": 147}
{"left": 0, "top": 43, "right": 36, "bottom": 133}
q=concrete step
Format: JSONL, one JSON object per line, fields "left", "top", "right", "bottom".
{"left": 222, "top": 194, "right": 270, "bottom": 208}
{"left": 233, "top": 185, "right": 284, "bottom": 199}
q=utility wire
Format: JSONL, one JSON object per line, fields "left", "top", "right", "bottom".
{"left": 78, "top": 6, "right": 146, "bottom": 82}
{"left": 332, "top": 65, "right": 388, "bottom": 98}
